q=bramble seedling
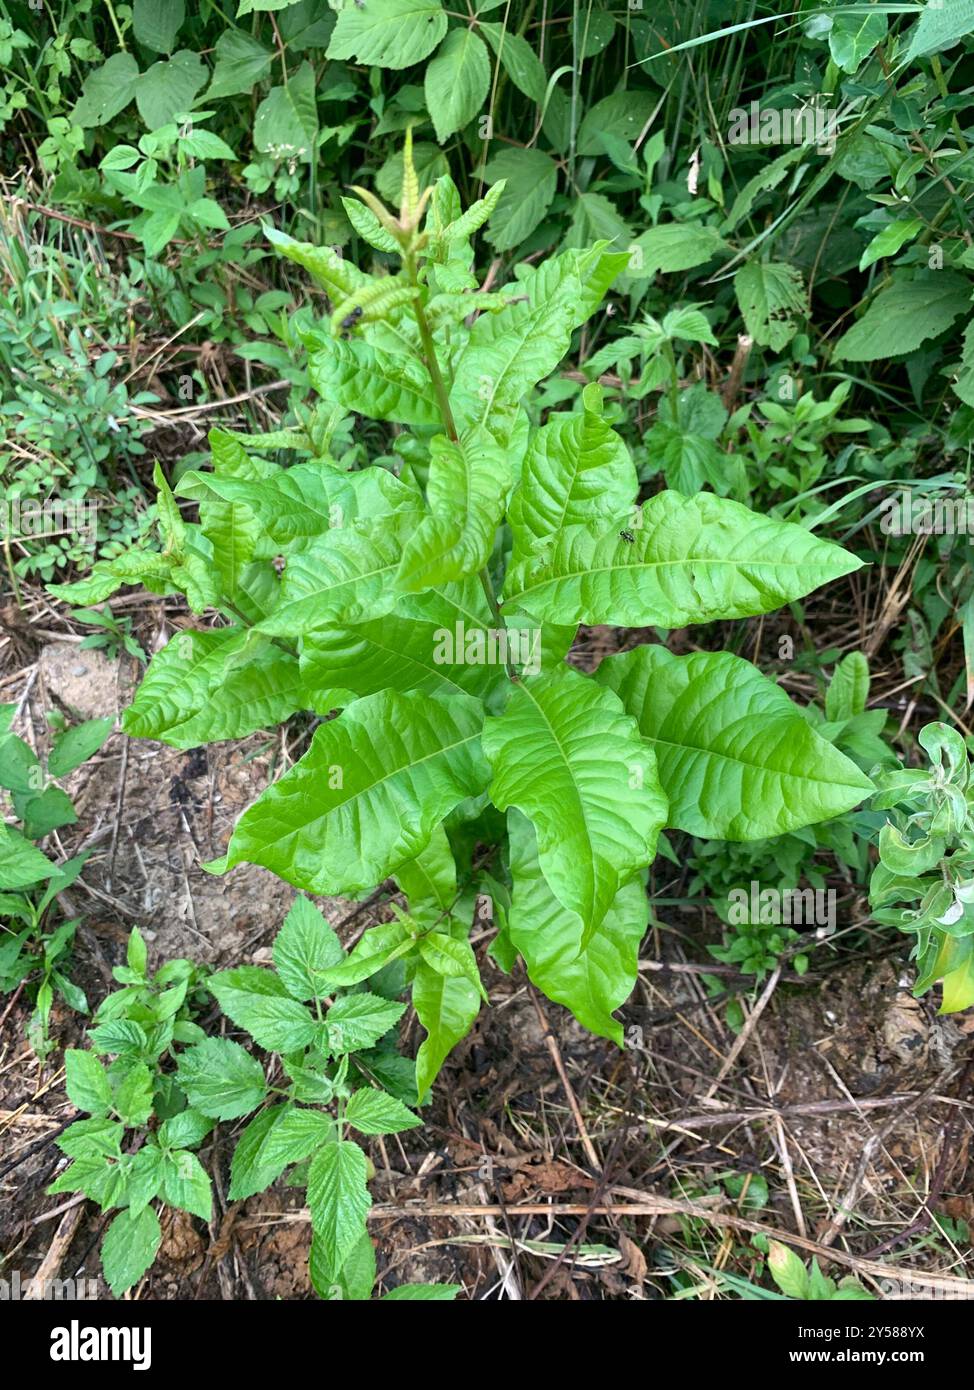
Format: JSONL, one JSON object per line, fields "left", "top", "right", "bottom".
{"left": 0, "top": 702, "right": 113, "bottom": 1055}
{"left": 49, "top": 926, "right": 213, "bottom": 1295}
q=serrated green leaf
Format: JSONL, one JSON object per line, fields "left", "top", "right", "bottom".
{"left": 71, "top": 53, "right": 140, "bottom": 126}
{"left": 208, "top": 966, "right": 316, "bottom": 1052}
{"left": 253, "top": 61, "right": 317, "bottom": 158}
{"left": 228, "top": 1104, "right": 291, "bottom": 1199}
{"left": 425, "top": 27, "right": 490, "bottom": 141}
{"left": 274, "top": 896, "right": 344, "bottom": 1001}
{"left": 834, "top": 272, "right": 969, "bottom": 362}
{"left": 135, "top": 50, "right": 206, "bottom": 131}
{"left": 125, "top": 1146, "right": 165, "bottom": 1216}
{"left": 904, "top": 0, "right": 974, "bottom": 60}
{"left": 482, "top": 147, "right": 557, "bottom": 252}
{"left": 306, "top": 1141, "right": 372, "bottom": 1283}
{"left": 162, "top": 1148, "right": 211, "bottom": 1222}
{"left": 101, "top": 1205, "right": 162, "bottom": 1297}
{"left": 314, "top": 1229, "right": 376, "bottom": 1301}
{"left": 114, "top": 1061, "right": 154, "bottom": 1127}
{"left": 327, "top": 0, "right": 447, "bottom": 69}
{"left": 206, "top": 29, "right": 272, "bottom": 100}
{"left": 381, "top": 1282, "right": 461, "bottom": 1300}
{"left": 595, "top": 646, "right": 874, "bottom": 839}
{"left": 479, "top": 22, "right": 546, "bottom": 102}
{"left": 133, "top": 0, "right": 184, "bottom": 54}
{"left": 625, "top": 223, "right": 727, "bottom": 280}
{"left": 175, "top": 1037, "right": 267, "bottom": 1119}
{"left": 326, "top": 993, "right": 405, "bottom": 1052}
{"left": 158, "top": 1109, "right": 214, "bottom": 1150}
{"left": 345, "top": 1088, "right": 421, "bottom": 1135}
{"left": 65, "top": 1049, "right": 112, "bottom": 1116}
{"left": 734, "top": 262, "right": 805, "bottom": 352}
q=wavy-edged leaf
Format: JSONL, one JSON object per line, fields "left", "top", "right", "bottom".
{"left": 397, "top": 429, "right": 514, "bottom": 591}
{"left": 413, "top": 944, "right": 480, "bottom": 1101}
{"left": 507, "top": 810, "right": 647, "bottom": 1043}
{"left": 595, "top": 645, "right": 874, "bottom": 839}
{"left": 179, "top": 459, "right": 416, "bottom": 556}
{"left": 508, "top": 382, "right": 637, "bottom": 564}
{"left": 396, "top": 823, "right": 457, "bottom": 918}
{"left": 254, "top": 510, "right": 427, "bottom": 637}
{"left": 482, "top": 666, "right": 666, "bottom": 939}
{"left": 122, "top": 628, "right": 311, "bottom": 749}
{"left": 450, "top": 245, "right": 626, "bottom": 444}
{"left": 210, "top": 690, "right": 489, "bottom": 896}
{"left": 310, "top": 338, "right": 440, "bottom": 427}
{"left": 505, "top": 491, "right": 863, "bottom": 627}
{"left": 185, "top": 429, "right": 279, "bottom": 621}
{"left": 266, "top": 227, "right": 369, "bottom": 301}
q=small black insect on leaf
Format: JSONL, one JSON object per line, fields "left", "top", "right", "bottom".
{"left": 619, "top": 529, "right": 635, "bottom": 543}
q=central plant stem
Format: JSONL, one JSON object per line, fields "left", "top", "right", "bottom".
{"left": 409, "top": 274, "right": 517, "bottom": 681}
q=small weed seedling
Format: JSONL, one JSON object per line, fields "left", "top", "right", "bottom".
{"left": 177, "top": 896, "right": 459, "bottom": 1301}
{"left": 0, "top": 703, "right": 113, "bottom": 1055}
{"left": 870, "top": 722, "right": 974, "bottom": 1011}
{"left": 48, "top": 927, "right": 212, "bottom": 1296}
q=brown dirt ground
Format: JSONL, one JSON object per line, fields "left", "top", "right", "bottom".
{"left": 2, "top": 608, "right": 973, "bottom": 1301}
